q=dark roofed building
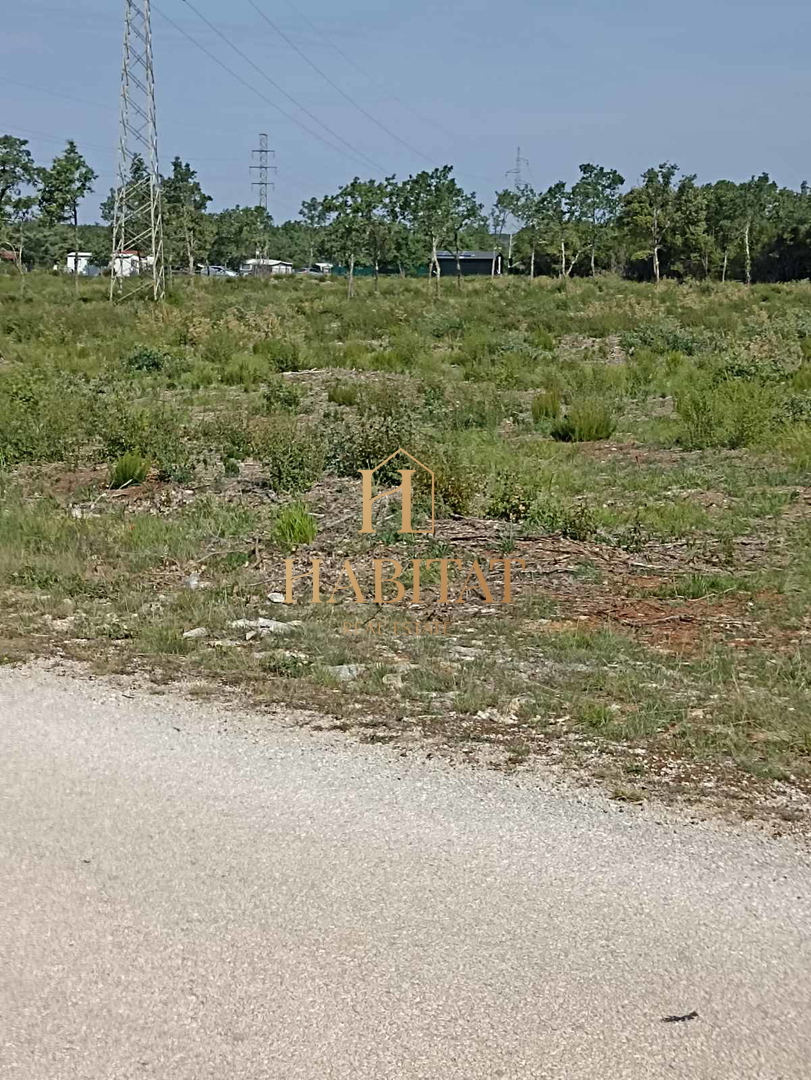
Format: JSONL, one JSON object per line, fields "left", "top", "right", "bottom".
{"left": 435, "top": 250, "right": 502, "bottom": 276}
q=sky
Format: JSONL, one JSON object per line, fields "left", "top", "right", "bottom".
{"left": 3, "top": 0, "right": 811, "bottom": 223}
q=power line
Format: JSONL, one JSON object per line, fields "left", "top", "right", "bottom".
{"left": 281, "top": 0, "right": 458, "bottom": 145}
{"left": 246, "top": 0, "right": 433, "bottom": 166}
{"left": 165, "top": 0, "right": 385, "bottom": 175}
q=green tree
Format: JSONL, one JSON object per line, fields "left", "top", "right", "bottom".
{"left": 704, "top": 180, "right": 742, "bottom": 281}
{"left": 0, "top": 135, "right": 40, "bottom": 275}
{"left": 322, "top": 178, "right": 372, "bottom": 297}
{"left": 739, "top": 173, "right": 778, "bottom": 285}
{"left": 400, "top": 166, "right": 476, "bottom": 295}
{"left": 162, "top": 157, "right": 212, "bottom": 275}
{"left": 621, "top": 162, "right": 680, "bottom": 284}
{"left": 38, "top": 140, "right": 96, "bottom": 288}
{"left": 569, "top": 163, "right": 625, "bottom": 276}
{"left": 208, "top": 205, "right": 274, "bottom": 270}
{"left": 299, "top": 196, "right": 328, "bottom": 267}
{"left": 671, "top": 176, "right": 710, "bottom": 279}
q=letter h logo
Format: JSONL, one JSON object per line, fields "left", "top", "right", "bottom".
{"left": 359, "top": 449, "right": 435, "bottom": 535}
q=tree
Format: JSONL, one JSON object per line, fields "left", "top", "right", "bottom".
{"left": 400, "top": 166, "right": 475, "bottom": 295}
{"left": 0, "top": 135, "right": 40, "bottom": 275}
{"left": 208, "top": 205, "right": 274, "bottom": 270}
{"left": 162, "top": 157, "right": 212, "bottom": 275}
{"left": 704, "top": 180, "right": 741, "bottom": 281}
{"left": 299, "top": 196, "right": 328, "bottom": 267}
{"left": 39, "top": 140, "right": 96, "bottom": 289}
{"left": 671, "top": 176, "right": 710, "bottom": 279}
{"left": 489, "top": 192, "right": 511, "bottom": 277}
{"left": 739, "top": 173, "right": 778, "bottom": 285}
{"left": 497, "top": 185, "right": 541, "bottom": 278}
{"left": 621, "top": 162, "right": 680, "bottom": 284}
{"left": 322, "top": 179, "right": 373, "bottom": 297}
{"left": 443, "top": 187, "right": 484, "bottom": 288}
{"left": 569, "top": 163, "right": 624, "bottom": 276}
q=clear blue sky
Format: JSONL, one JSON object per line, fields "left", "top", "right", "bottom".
{"left": 3, "top": 0, "right": 810, "bottom": 222}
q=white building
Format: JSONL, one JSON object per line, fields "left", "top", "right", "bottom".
{"left": 65, "top": 252, "right": 101, "bottom": 277}
{"left": 241, "top": 258, "right": 295, "bottom": 277}
{"left": 111, "top": 250, "right": 154, "bottom": 277}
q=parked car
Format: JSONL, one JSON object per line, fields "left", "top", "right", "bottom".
{"left": 197, "top": 264, "right": 237, "bottom": 278}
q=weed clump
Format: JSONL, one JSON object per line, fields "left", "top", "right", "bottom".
{"left": 328, "top": 382, "right": 360, "bottom": 406}
{"left": 531, "top": 390, "right": 562, "bottom": 422}
{"left": 676, "top": 379, "right": 779, "bottom": 449}
{"left": 273, "top": 502, "right": 318, "bottom": 551}
{"left": 109, "top": 451, "right": 149, "bottom": 489}
{"left": 263, "top": 375, "right": 303, "bottom": 413}
{"left": 253, "top": 418, "right": 325, "bottom": 494}
{"left": 551, "top": 399, "right": 617, "bottom": 442}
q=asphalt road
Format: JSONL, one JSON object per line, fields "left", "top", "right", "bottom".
{"left": 2, "top": 665, "right": 810, "bottom": 1079}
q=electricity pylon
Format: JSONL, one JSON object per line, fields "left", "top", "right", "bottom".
{"left": 111, "top": 0, "right": 165, "bottom": 301}
{"left": 505, "top": 145, "right": 530, "bottom": 190}
{"left": 250, "top": 133, "right": 276, "bottom": 258}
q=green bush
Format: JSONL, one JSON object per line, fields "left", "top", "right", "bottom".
{"left": 109, "top": 451, "right": 149, "bottom": 489}
{"left": 328, "top": 411, "right": 418, "bottom": 484}
{"left": 531, "top": 390, "right": 561, "bottom": 422}
{"left": 263, "top": 375, "right": 303, "bottom": 413}
{"left": 273, "top": 502, "right": 318, "bottom": 551}
{"left": 253, "top": 418, "right": 325, "bottom": 493}
{"left": 676, "top": 379, "right": 779, "bottom": 450}
{"left": 551, "top": 399, "right": 617, "bottom": 442}
{"left": 252, "top": 337, "right": 303, "bottom": 372}
{"left": 95, "top": 402, "right": 195, "bottom": 482}
{"left": 528, "top": 496, "right": 597, "bottom": 541}
{"left": 486, "top": 471, "right": 539, "bottom": 522}
{"left": 123, "top": 346, "right": 169, "bottom": 373}
{"left": 328, "top": 382, "right": 360, "bottom": 406}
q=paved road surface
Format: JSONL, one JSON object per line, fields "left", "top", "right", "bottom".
{"left": 2, "top": 666, "right": 810, "bottom": 1079}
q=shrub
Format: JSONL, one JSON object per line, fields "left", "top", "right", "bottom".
{"left": 252, "top": 337, "right": 303, "bottom": 372}
{"left": 551, "top": 399, "right": 617, "bottom": 442}
{"left": 328, "top": 411, "right": 418, "bottom": 484}
{"left": 486, "top": 471, "right": 539, "bottom": 522}
{"left": 109, "top": 451, "right": 149, "bottom": 489}
{"left": 531, "top": 390, "right": 561, "bottom": 422}
{"left": 676, "top": 379, "right": 779, "bottom": 450}
{"left": 421, "top": 442, "right": 479, "bottom": 516}
{"left": 328, "top": 382, "right": 360, "bottom": 406}
{"left": 273, "top": 502, "right": 318, "bottom": 551}
{"left": 253, "top": 418, "right": 325, "bottom": 493}
{"left": 123, "top": 346, "right": 169, "bottom": 373}
{"left": 263, "top": 375, "right": 303, "bottom": 413}
{"left": 95, "top": 402, "right": 195, "bottom": 482}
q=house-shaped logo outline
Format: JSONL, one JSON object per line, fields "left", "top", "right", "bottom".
{"left": 364, "top": 448, "right": 435, "bottom": 535}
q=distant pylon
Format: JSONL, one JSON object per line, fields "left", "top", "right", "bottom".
{"left": 505, "top": 145, "right": 530, "bottom": 190}
{"left": 111, "top": 0, "right": 165, "bottom": 301}
{"left": 250, "top": 133, "right": 276, "bottom": 212}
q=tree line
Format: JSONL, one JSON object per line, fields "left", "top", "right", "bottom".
{"left": 2, "top": 132, "right": 811, "bottom": 288}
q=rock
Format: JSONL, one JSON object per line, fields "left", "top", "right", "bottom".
{"left": 448, "top": 646, "right": 480, "bottom": 661}
{"left": 327, "top": 663, "right": 366, "bottom": 682}
{"left": 182, "top": 627, "right": 209, "bottom": 640}
{"left": 210, "top": 639, "right": 240, "bottom": 648}
{"left": 229, "top": 617, "right": 301, "bottom": 636}
{"left": 382, "top": 673, "right": 403, "bottom": 689}
{"left": 267, "top": 592, "right": 287, "bottom": 604}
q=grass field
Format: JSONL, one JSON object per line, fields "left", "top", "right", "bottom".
{"left": 2, "top": 271, "right": 811, "bottom": 822}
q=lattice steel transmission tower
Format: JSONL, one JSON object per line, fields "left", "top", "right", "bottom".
{"left": 111, "top": 0, "right": 165, "bottom": 301}
{"left": 505, "top": 146, "right": 530, "bottom": 190}
{"left": 250, "top": 133, "right": 276, "bottom": 213}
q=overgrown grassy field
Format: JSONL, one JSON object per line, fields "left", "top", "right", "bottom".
{"left": 3, "top": 271, "right": 811, "bottom": 821}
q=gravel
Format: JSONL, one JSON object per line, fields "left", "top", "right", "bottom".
{"left": 1, "top": 664, "right": 810, "bottom": 1079}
